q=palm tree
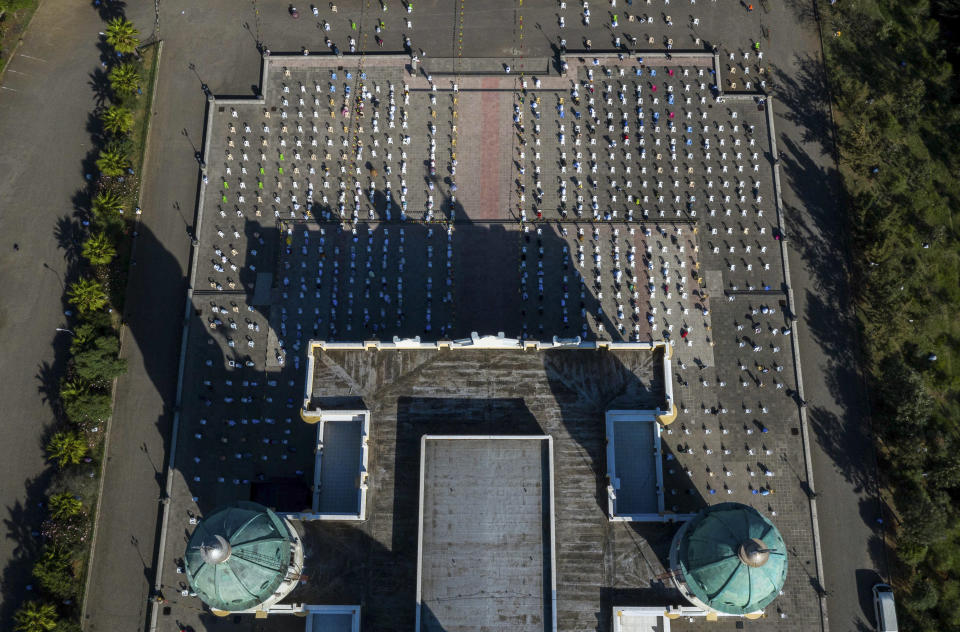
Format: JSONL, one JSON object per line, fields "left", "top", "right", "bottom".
{"left": 91, "top": 190, "right": 123, "bottom": 227}
{"left": 108, "top": 63, "right": 140, "bottom": 96}
{"left": 96, "top": 143, "right": 129, "bottom": 177}
{"left": 82, "top": 232, "right": 117, "bottom": 265}
{"left": 67, "top": 278, "right": 108, "bottom": 313}
{"left": 13, "top": 601, "right": 58, "bottom": 632}
{"left": 59, "top": 378, "right": 88, "bottom": 402}
{"left": 100, "top": 105, "right": 134, "bottom": 136}
{"left": 48, "top": 493, "right": 83, "bottom": 521}
{"left": 46, "top": 431, "right": 87, "bottom": 468}
{"left": 105, "top": 17, "right": 140, "bottom": 55}
{"left": 92, "top": 189, "right": 122, "bottom": 214}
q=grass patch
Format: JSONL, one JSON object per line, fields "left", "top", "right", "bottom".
{"left": 0, "top": 0, "right": 39, "bottom": 71}
{"left": 129, "top": 43, "right": 159, "bottom": 179}
{"left": 108, "top": 41, "right": 159, "bottom": 311}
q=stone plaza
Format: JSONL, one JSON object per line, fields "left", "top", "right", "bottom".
{"left": 153, "top": 39, "right": 822, "bottom": 632}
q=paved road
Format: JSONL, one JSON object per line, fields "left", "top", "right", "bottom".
{"left": 0, "top": 0, "right": 111, "bottom": 626}
{"left": 69, "top": 2, "right": 882, "bottom": 632}
{"left": 753, "top": 2, "right": 888, "bottom": 629}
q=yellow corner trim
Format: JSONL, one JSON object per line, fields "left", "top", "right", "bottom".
{"left": 300, "top": 409, "right": 322, "bottom": 424}
{"left": 657, "top": 404, "right": 678, "bottom": 426}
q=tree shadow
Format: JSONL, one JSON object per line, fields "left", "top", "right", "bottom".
{"left": 806, "top": 402, "right": 874, "bottom": 493}
{"left": 95, "top": 37, "right": 118, "bottom": 69}
{"left": 770, "top": 54, "right": 835, "bottom": 156}
{"left": 88, "top": 68, "right": 112, "bottom": 108}
{"left": 54, "top": 215, "right": 84, "bottom": 266}
{"left": 70, "top": 147, "right": 103, "bottom": 218}
{"left": 91, "top": 0, "right": 127, "bottom": 22}
{"left": 0, "top": 472, "right": 54, "bottom": 627}
{"left": 85, "top": 110, "right": 106, "bottom": 147}
{"left": 780, "top": 0, "right": 819, "bottom": 26}
{"left": 35, "top": 361, "right": 67, "bottom": 426}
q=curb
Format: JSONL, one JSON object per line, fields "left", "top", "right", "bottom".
{"left": 80, "top": 38, "right": 164, "bottom": 629}
{"left": 765, "top": 96, "right": 829, "bottom": 632}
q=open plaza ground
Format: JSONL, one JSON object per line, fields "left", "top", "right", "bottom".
{"left": 151, "top": 46, "right": 821, "bottom": 632}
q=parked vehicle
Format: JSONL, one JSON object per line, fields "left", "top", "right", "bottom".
{"left": 872, "top": 584, "right": 898, "bottom": 632}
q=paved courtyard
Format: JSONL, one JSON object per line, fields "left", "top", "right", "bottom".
{"left": 149, "top": 38, "right": 822, "bottom": 632}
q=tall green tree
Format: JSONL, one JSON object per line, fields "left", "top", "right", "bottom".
{"left": 69, "top": 311, "right": 112, "bottom": 353}
{"left": 81, "top": 232, "right": 117, "bottom": 265}
{"left": 72, "top": 333, "right": 126, "bottom": 384}
{"left": 100, "top": 105, "right": 134, "bottom": 136}
{"left": 32, "top": 547, "right": 76, "bottom": 602}
{"left": 60, "top": 385, "right": 112, "bottom": 429}
{"left": 104, "top": 17, "right": 140, "bottom": 55}
{"left": 46, "top": 431, "right": 87, "bottom": 468}
{"left": 67, "top": 278, "right": 108, "bottom": 314}
{"left": 13, "top": 601, "right": 58, "bottom": 632}
{"left": 108, "top": 63, "right": 140, "bottom": 97}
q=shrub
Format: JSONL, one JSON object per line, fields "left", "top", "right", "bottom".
{"left": 104, "top": 17, "right": 139, "bottom": 56}
{"left": 53, "top": 620, "right": 82, "bottom": 632}
{"left": 60, "top": 388, "right": 112, "bottom": 430}
{"left": 32, "top": 547, "right": 76, "bottom": 602}
{"left": 67, "top": 278, "right": 108, "bottom": 314}
{"left": 90, "top": 190, "right": 124, "bottom": 229}
{"left": 13, "top": 601, "right": 58, "bottom": 632}
{"left": 40, "top": 512, "right": 89, "bottom": 550}
{"left": 47, "top": 493, "right": 83, "bottom": 522}
{"left": 81, "top": 232, "right": 117, "bottom": 266}
{"left": 100, "top": 105, "right": 134, "bottom": 136}
{"left": 46, "top": 431, "right": 87, "bottom": 468}
{"left": 108, "top": 62, "right": 140, "bottom": 97}
{"left": 95, "top": 142, "right": 130, "bottom": 178}
{"left": 71, "top": 333, "right": 126, "bottom": 384}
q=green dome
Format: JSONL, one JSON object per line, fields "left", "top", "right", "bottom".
{"left": 675, "top": 502, "right": 787, "bottom": 615}
{"left": 185, "top": 502, "right": 294, "bottom": 612}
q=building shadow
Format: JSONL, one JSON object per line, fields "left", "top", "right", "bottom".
{"left": 134, "top": 60, "right": 710, "bottom": 628}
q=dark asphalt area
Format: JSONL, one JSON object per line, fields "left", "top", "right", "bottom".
{"left": 0, "top": 0, "right": 117, "bottom": 625}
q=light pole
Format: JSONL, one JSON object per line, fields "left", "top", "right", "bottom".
{"left": 56, "top": 328, "right": 75, "bottom": 336}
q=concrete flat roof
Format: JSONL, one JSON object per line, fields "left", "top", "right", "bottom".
{"left": 416, "top": 436, "right": 556, "bottom": 632}
{"left": 613, "top": 420, "right": 659, "bottom": 515}
{"left": 317, "top": 418, "right": 364, "bottom": 513}
{"left": 307, "top": 613, "right": 353, "bottom": 632}
{"left": 612, "top": 607, "right": 671, "bottom": 632}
